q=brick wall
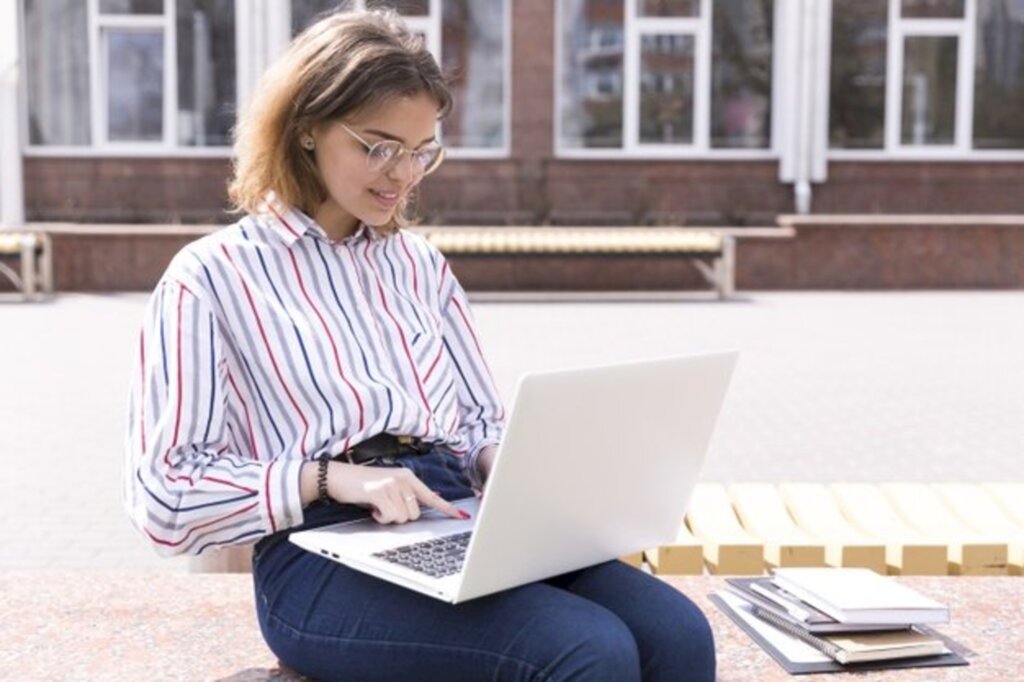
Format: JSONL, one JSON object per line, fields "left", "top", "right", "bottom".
{"left": 6, "top": 219, "right": 1019, "bottom": 294}
{"left": 25, "top": 157, "right": 233, "bottom": 223}
{"left": 17, "top": 0, "right": 1024, "bottom": 291}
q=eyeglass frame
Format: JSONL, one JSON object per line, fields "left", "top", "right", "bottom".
{"left": 338, "top": 123, "right": 445, "bottom": 178}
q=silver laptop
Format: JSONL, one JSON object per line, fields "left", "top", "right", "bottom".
{"left": 290, "top": 351, "right": 738, "bottom": 603}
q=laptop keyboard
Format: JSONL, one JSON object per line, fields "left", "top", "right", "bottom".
{"left": 372, "top": 531, "right": 473, "bottom": 578}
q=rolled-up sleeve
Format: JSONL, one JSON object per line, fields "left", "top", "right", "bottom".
{"left": 122, "top": 279, "right": 305, "bottom": 557}
{"left": 436, "top": 259, "right": 506, "bottom": 484}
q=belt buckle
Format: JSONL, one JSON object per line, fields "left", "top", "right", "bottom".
{"left": 397, "top": 435, "right": 414, "bottom": 445}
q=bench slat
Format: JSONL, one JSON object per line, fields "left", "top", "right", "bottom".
{"left": 685, "top": 484, "right": 764, "bottom": 575}
{"left": 829, "top": 484, "right": 948, "bottom": 575}
{"left": 619, "top": 552, "right": 645, "bottom": 568}
{"left": 984, "top": 483, "right": 1024, "bottom": 527}
{"left": 777, "top": 483, "right": 887, "bottom": 573}
{"left": 881, "top": 483, "right": 1008, "bottom": 576}
{"left": 645, "top": 523, "right": 705, "bottom": 575}
{"left": 727, "top": 483, "right": 826, "bottom": 568}
{"left": 932, "top": 484, "right": 1024, "bottom": 576}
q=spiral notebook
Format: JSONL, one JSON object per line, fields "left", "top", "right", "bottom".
{"left": 711, "top": 591, "right": 970, "bottom": 675}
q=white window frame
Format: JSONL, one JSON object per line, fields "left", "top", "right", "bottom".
{"left": 91, "top": 0, "right": 175, "bottom": 150}
{"left": 20, "top": 0, "right": 239, "bottom": 158}
{"left": 283, "top": 0, "right": 511, "bottom": 159}
{"left": 555, "top": 0, "right": 781, "bottom": 160}
{"left": 830, "top": 0, "right": 1024, "bottom": 161}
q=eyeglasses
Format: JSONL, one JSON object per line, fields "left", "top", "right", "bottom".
{"left": 340, "top": 123, "right": 445, "bottom": 179}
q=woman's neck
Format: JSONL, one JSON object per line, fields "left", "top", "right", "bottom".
{"left": 313, "top": 200, "right": 360, "bottom": 241}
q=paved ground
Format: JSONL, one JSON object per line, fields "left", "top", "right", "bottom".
{"left": 2, "top": 291, "right": 1022, "bottom": 571}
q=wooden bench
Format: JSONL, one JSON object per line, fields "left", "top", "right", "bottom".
{"left": 416, "top": 226, "right": 794, "bottom": 299}
{"left": 10, "top": 223, "right": 217, "bottom": 296}
{"left": 645, "top": 482, "right": 1024, "bottom": 577}
{"left": 0, "top": 230, "right": 52, "bottom": 301}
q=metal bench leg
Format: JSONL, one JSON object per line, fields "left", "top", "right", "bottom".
{"left": 715, "top": 236, "right": 736, "bottom": 299}
{"left": 38, "top": 233, "right": 54, "bottom": 295}
{"left": 19, "top": 235, "right": 37, "bottom": 300}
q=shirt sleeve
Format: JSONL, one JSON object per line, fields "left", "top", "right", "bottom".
{"left": 436, "top": 257, "right": 506, "bottom": 486}
{"left": 122, "top": 279, "right": 305, "bottom": 557}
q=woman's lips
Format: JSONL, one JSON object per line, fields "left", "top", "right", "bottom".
{"left": 369, "top": 188, "right": 400, "bottom": 210}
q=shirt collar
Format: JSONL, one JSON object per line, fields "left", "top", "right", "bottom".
{"left": 261, "top": 195, "right": 381, "bottom": 247}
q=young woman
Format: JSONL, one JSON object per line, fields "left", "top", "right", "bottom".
{"left": 124, "top": 9, "right": 715, "bottom": 681}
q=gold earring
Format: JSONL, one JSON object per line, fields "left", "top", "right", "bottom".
{"left": 301, "top": 136, "right": 315, "bottom": 150}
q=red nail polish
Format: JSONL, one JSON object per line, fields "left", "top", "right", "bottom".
{"left": 459, "top": 510, "right": 471, "bottom": 520}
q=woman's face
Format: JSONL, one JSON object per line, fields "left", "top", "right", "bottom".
{"left": 310, "top": 93, "right": 440, "bottom": 234}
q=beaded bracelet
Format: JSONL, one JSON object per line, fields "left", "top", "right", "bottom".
{"left": 317, "top": 457, "right": 330, "bottom": 505}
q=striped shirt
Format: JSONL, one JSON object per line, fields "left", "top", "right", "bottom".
{"left": 123, "top": 203, "right": 506, "bottom": 557}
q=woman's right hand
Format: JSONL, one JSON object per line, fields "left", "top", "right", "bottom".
{"left": 328, "top": 462, "right": 469, "bottom": 525}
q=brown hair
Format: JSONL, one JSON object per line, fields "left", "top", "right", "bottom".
{"left": 228, "top": 9, "right": 451, "bottom": 230}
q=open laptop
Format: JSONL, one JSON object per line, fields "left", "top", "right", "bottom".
{"left": 290, "top": 351, "right": 738, "bottom": 603}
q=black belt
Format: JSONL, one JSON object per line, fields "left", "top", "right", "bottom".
{"left": 335, "top": 432, "right": 431, "bottom": 465}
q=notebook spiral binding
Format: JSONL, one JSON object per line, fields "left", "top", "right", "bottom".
{"left": 749, "top": 604, "right": 845, "bottom": 662}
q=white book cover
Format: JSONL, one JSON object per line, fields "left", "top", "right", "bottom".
{"left": 771, "top": 568, "right": 950, "bottom": 624}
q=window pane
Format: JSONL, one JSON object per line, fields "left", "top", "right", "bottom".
{"left": 176, "top": 0, "right": 236, "bottom": 147}
{"left": 367, "top": 0, "right": 430, "bottom": 15}
{"left": 99, "top": 0, "right": 164, "bottom": 14}
{"left": 637, "top": 0, "right": 699, "bottom": 17}
{"left": 829, "top": 0, "right": 887, "bottom": 149}
{"left": 441, "top": 0, "right": 506, "bottom": 149}
{"left": 901, "top": 36, "right": 958, "bottom": 145}
{"left": 24, "top": 0, "right": 91, "bottom": 145}
{"left": 901, "top": 0, "right": 964, "bottom": 18}
{"left": 291, "top": 0, "right": 344, "bottom": 35}
{"left": 560, "top": 0, "right": 625, "bottom": 149}
{"left": 639, "top": 34, "right": 695, "bottom": 144}
{"left": 107, "top": 30, "right": 164, "bottom": 141}
{"left": 293, "top": 0, "right": 429, "bottom": 32}
{"left": 973, "top": 0, "right": 1024, "bottom": 149}
{"left": 710, "top": 0, "right": 773, "bottom": 149}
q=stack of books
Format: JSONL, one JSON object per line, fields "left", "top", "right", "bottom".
{"left": 711, "top": 568, "right": 969, "bottom": 674}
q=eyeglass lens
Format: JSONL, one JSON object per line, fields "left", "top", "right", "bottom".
{"left": 366, "top": 141, "right": 443, "bottom": 177}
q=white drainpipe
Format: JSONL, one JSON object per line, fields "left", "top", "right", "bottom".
{"left": 794, "top": 0, "right": 817, "bottom": 214}
{"left": 0, "top": 1, "right": 25, "bottom": 227}
{"left": 779, "top": 0, "right": 831, "bottom": 215}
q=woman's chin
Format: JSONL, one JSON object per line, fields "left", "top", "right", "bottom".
{"left": 360, "top": 207, "right": 396, "bottom": 228}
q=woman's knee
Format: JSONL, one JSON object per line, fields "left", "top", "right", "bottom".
{"left": 641, "top": 592, "right": 716, "bottom": 682}
{"left": 541, "top": 607, "right": 641, "bottom": 682}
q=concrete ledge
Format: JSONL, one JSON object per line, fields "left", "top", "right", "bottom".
{"left": 778, "top": 214, "right": 1024, "bottom": 227}
{"left": 2, "top": 571, "right": 1018, "bottom": 680}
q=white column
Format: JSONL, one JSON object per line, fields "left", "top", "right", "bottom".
{"left": 0, "top": 0, "right": 26, "bottom": 226}
{"left": 237, "top": 0, "right": 292, "bottom": 116}
{"left": 778, "top": 0, "right": 831, "bottom": 214}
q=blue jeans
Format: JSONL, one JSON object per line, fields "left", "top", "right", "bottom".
{"left": 252, "top": 449, "right": 715, "bottom": 681}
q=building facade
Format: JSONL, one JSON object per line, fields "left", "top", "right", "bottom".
{"left": 5, "top": 0, "right": 1024, "bottom": 290}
